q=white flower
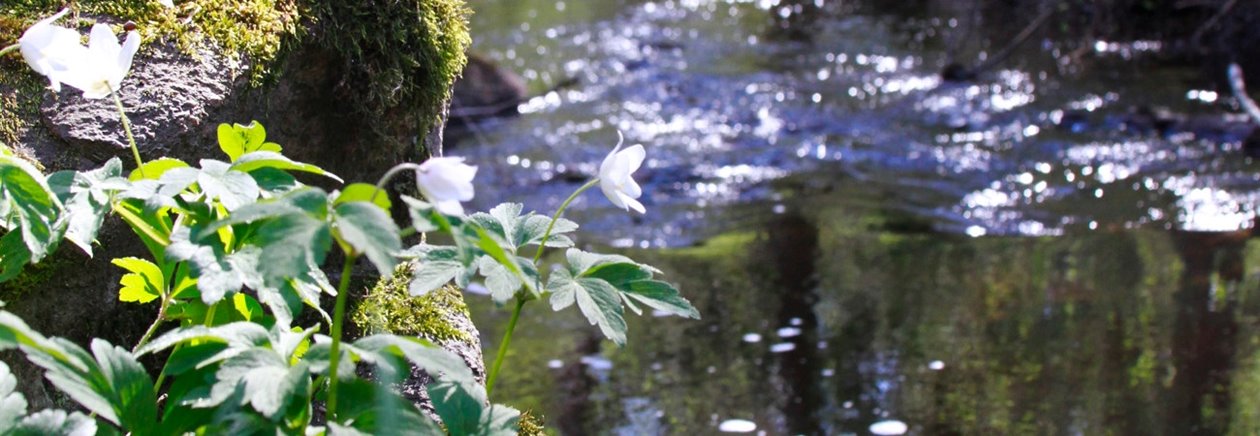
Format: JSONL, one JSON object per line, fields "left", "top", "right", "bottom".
{"left": 415, "top": 157, "right": 477, "bottom": 216}
{"left": 19, "top": 10, "right": 141, "bottom": 99}
{"left": 18, "top": 9, "right": 83, "bottom": 92}
{"left": 598, "top": 140, "right": 646, "bottom": 214}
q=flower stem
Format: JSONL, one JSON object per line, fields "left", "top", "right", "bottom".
{"left": 108, "top": 86, "right": 144, "bottom": 177}
{"left": 486, "top": 298, "right": 525, "bottom": 397}
{"left": 532, "top": 179, "right": 599, "bottom": 264}
{"left": 325, "top": 254, "right": 357, "bottom": 421}
{"left": 370, "top": 162, "right": 424, "bottom": 204}
{"left": 0, "top": 43, "right": 18, "bottom": 58}
{"left": 131, "top": 295, "right": 170, "bottom": 354}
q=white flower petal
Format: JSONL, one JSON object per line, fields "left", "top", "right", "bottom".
{"left": 434, "top": 199, "right": 465, "bottom": 216}
{"left": 621, "top": 193, "right": 646, "bottom": 214}
{"left": 597, "top": 140, "right": 648, "bottom": 214}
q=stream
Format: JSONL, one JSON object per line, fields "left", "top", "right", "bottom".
{"left": 452, "top": 0, "right": 1260, "bottom": 434}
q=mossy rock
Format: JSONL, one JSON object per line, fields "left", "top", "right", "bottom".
{"left": 0, "top": 0, "right": 470, "bottom": 181}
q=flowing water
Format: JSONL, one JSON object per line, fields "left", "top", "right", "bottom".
{"left": 451, "top": 0, "right": 1260, "bottom": 434}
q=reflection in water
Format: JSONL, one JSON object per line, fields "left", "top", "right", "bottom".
{"left": 763, "top": 212, "right": 822, "bottom": 434}
{"left": 453, "top": 0, "right": 1260, "bottom": 434}
{"left": 474, "top": 186, "right": 1260, "bottom": 434}
{"left": 1167, "top": 230, "right": 1247, "bottom": 434}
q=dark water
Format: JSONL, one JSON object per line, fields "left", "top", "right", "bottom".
{"left": 452, "top": 1, "right": 1260, "bottom": 434}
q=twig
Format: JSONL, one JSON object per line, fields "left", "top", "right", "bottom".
{"left": 1191, "top": 0, "right": 1238, "bottom": 49}
{"left": 1228, "top": 63, "right": 1260, "bottom": 125}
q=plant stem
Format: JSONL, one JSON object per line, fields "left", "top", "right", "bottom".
{"left": 486, "top": 298, "right": 525, "bottom": 397}
{"left": 108, "top": 85, "right": 144, "bottom": 177}
{"left": 532, "top": 179, "right": 599, "bottom": 264}
{"left": 370, "top": 162, "right": 423, "bottom": 204}
{"left": 325, "top": 254, "right": 357, "bottom": 421}
{"left": 0, "top": 43, "right": 18, "bottom": 58}
{"left": 131, "top": 295, "right": 170, "bottom": 354}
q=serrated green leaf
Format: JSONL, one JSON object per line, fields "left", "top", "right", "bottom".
{"left": 135, "top": 322, "right": 270, "bottom": 357}
{"left": 48, "top": 158, "right": 126, "bottom": 256}
{"left": 547, "top": 270, "right": 628, "bottom": 345}
{"left": 167, "top": 227, "right": 262, "bottom": 304}
{"left": 565, "top": 248, "right": 638, "bottom": 276}
{"left": 519, "top": 214, "right": 576, "bottom": 248}
{"left": 192, "top": 187, "right": 328, "bottom": 241}
{"left": 10, "top": 409, "right": 97, "bottom": 435}
{"left": 0, "top": 154, "right": 62, "bottom": 261}
{"left": 255, "top": 214, "right": 331, "bottom": 289}
{"left": 90, "top": 339, "right": 157, "bottom": 432}
{"left": 409, "top": 260, "right": 464, "bottom": 297}
{"left": 197, "top": 160, "right": 260, "bottom": 211}
{"left": 623, "top": 280, "right": 700, "bottom": 319}
{"left": 400, "top": 195, "right": 440, "bottom": 233}
{"left": 334, "top": 183, "right": 391, "bottom": 213}
{"left": 334, "top": 202, "right": 400, "bottom": 276}
{"left": 129, "top": 157, "right": 189, "bottom": 181}
{"left": 478, "top": 257, "right": 520, "bottom": 303}
{"left": 112, "top": 257, "right": 163, "bottom": 303}
{"left": 429, "top": 378, "right": 520, "bottom": 436}
{"left": 0, "top": 360, "right": 28, "bottom": 431}
{"left": 231, "top": 152, "right": 342, "bottom": 183}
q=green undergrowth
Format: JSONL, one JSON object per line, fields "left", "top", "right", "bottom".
{"left": 352, "top": 262, "right": 474, "bottom": 344}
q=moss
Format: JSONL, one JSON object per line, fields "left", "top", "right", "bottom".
{"left": 304, "top": 0, "right": 471, "bottom": 137}
{"left": 0, "top": 245, "right": 80, "bottom": 304}
{"left": 516, "top": 409, "right": 547, "bottom": 436}
{"left": 352, "top": 262, "right": 473, "bottom": 344}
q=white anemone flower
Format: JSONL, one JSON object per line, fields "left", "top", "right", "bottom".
{"left": 18, "top": 9, "right": 84, "bottom": 92}
{"left": 19, "top": 10, "right": 140, "bottom": 99}
{"left": 58, "top": 24, "right": 141, "bottom": 98}
{"left": 598, "top": 139, "right": 647, "bottom": 214}
{"left": 415, "top": 157, "right": 477, "bottom": 216}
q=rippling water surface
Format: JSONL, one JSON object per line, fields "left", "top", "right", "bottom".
{"left": 452, "top": 0, "right": 1260, "bottom": 434}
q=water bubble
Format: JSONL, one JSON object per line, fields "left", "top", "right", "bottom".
{"left": 718, "top": 419, "right": 757, "bottom": 433}
{"left": 742, "top": 333, "right": 763, "bottom": 343}
{"left": 770, "top": 342, "right": 797, "bottom": 353}
{"left": 928, "top": 360, "right": 945, "bottom": 370}
{"left": 870, "top": 420, "right": 909, "bottom": 435}
{"left": 777, "top": 327, "right": 802, "bottom": 338}
{"left": 547, "top": 359, "right": 563, "bottom": 369}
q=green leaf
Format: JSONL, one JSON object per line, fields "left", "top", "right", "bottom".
{"left": 0, "top": 154, "right": 62, "bottom": 261}
{"left": 547, "top": 269, "right": 628, "bottom": 345}
{"left": 197, "top": 160, "right": 260, "bottom": 211}
{"left": 90, "top": 339, "right": 157, "bottom": 433}
{"left": 518, "top": 214, "right": 576, "bottom": 248}
{"left": 231, "top": 152, "right": 342, "bottom": 183}
{"left": 333, "top": 202, "right": 400, "bottom": 276}
{"left": 10, "top": 409, "right": 97, "bottom": 435}
{"left": 134, "top": 322, "right": 270, "bottom": 357}
{"left": 48, "top": 158, "right": 127, "bottom": 256}
{"left": 249, "top": 167, "right": 299, "bottom": 195}
{"left": 129, "top": 157, "right": 189, "bottom": 181}
{"left": 469, "top": 203, "right": 579, "bottom": 250}
{"left": 192, "top": 187, "right": 328, "bottom": 241}
{"left": 200, "top": 347, "right": 304, "bottom": 418}
{"left": 218, "top": 122, "right": 281, "bottom": 162}
{"left": 622, "top": 280, "right": 700, "bottom": 319}
{"left": 351, "top": 335, "right": 476, "bottom": 385}
{"left": 167, "top": 227, "right": 263, "bottom": 304}
{"left": 478, "top": 257, "right": 520, "bottom": 303}
{"left": 400, "top": 195, "right": 440, "bottom": 233}
{"left": 0, "top": 231, "right": 32, "bottom": 283}
{"left": 334, "top": 183, "right": 392, "bottom": 213}
{"left": 254, "top": 214, "right": 331, "bottom": 289}
{"left": 409, "top": 260, "right": 464, "bottom": 297}
{"left": 0, "top": 360, "right": 28, "bottom": 431}
{"left": 112, "top": 257, "right": 164, "bottom": 304}
{"left": 231, "top": 293, "right": 264, "bottom": 322}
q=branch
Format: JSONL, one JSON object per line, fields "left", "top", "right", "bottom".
{"left": 1228, "top": 63, "right": 1260, "bottom": 125}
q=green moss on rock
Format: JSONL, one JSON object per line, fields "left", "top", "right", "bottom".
{"left": 352, "top": 262, "right": 473, "bottom": 344}
{"left": 516, "top": 410, "right": 547, "bottom": 436}
{"left": 0, "top": 0, "right": 469, "bottom": 152}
